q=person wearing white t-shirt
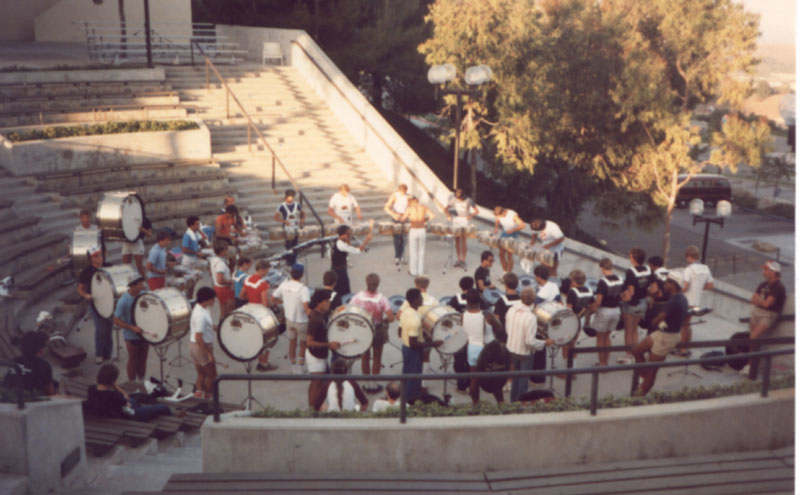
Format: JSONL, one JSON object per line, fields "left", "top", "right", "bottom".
{"left": 327, "top": 184, "right": 361, "bottom": 226}
{"left": 530, "top": 218, "right": 565, "bottom": 277}
{"left": 447, "top": 188, "right": 479, "bottom": 268}
{"left": 189, "top": 287, "right": 217, "bottom": 399}
{"left": 493, "top": 206, "right": 525, "bottom": 273}
{"left": 324, "top": 358, "right": 368, "bottom": 412}
{"left": 209, "top": 243, "right": 234, "bottom": 320}
{"left": 272, "top": 263, "right": 311, "bottom": 374}
{"left": 371, "top": 381, "right": 401, "bottom": 412}
{"left": 532, "top": 264, "right": 561, "bottom": 385}
{"left": 680, "top": 245, "right": 714, "bottom": 353}
{"left": 384, "top": 184, "right": 409, "bottom": 266}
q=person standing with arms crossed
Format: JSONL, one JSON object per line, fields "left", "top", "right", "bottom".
{"left": 400, "top": 196, "right": 435, "bottom": 277}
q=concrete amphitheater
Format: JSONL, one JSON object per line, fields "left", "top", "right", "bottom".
{"left": 0, "top": 2, "right": 793, "bottom": 494}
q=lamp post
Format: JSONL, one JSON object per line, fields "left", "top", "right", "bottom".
{"left": 690, "top": 199, "right": 732, "bottom": 263}
{"left": 428, "top": 64, "right": 492, "bottom": 191}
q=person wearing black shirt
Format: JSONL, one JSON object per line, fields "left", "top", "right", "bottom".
{"left": 493, "top": 272, "right": 520, "bottom": 327}
{"left": 86, "top": 363, "right": 171, "bottom": 421}
{"left": 447, "top": 276, "right": 486, "bottom": 392}
{"left": 76, "top": 245, "right": 113, "bottom": 364}
{"left": 618, "top": 247, "right": 651, "bottom": 364}
{"left": 305, "top": 289, "right": 340, "bottom": 377}
{"left": 474, "top": 340, "right": 511, "bottom": 404}
{"left": 741, "top": 260, "right": 787, "bottom": 378}
{"left": 5, "top": 331, "right": 56, "bottom": 396}
{"left": 563, "top": 269, "right": 593, "bottom": 362}
{"left": 330, "top": 225, "right": 371, "bottom": 296}
{"left": 474, "top": 250, "right": 496, "bottom": 293}
{"left": 632, "top": 271, "right": 688, "bottom": 395}
{"left": 588, "top": 258, "right": 623, "bottom": 366}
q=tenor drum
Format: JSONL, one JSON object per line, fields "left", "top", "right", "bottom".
{"left": 324, "top": 224, "right": 339, "bottom": 236}
{"left": 465, "top": 224, "right": 478, "bottom": 237}
{"left": 476, "top": 230, "right": 492, "bottom": 246}
{"left": 420, "top": 306, "right": 464, "bottom": 353}
{"left": 499, "top": 237, "right": 516, "bottom": 251}
{"left": 453, "top": 224, "right": 467, "bottom": 236}
{"left": 267, "top": 227, "right": 285, "bottom": 241}
{"left": 518, "top": 274, "right": 537, "bottom": 290}
{"left": 523, "top": 246, "right": 537, "bottom": 261}
{"left": 218, "top": 304, "right": 281, "bottom": 362}
{"left": 378, "top": 221, "right": 395, "bottom": 235}
{"left": 482, "top": 288, "right": 502, "bottom": 306}
{"left": 133, "top": 288, "right": 191, "bottom": 345}
{"left": 427, "top": 222, "right": 446, "bottom": 235}
{"left": 537, "top": 250, "right": 555, "bottom": 267}
{"left": 388, "top": 294, "right": 405, "bottom": 313}
{"left": 327, "top": 305, "right": 374, "bottom": 358}
{"left": 96, "top": 191, "right": 144, "bottom": 242}
{"left": 392, "top": 222, "right": 405, "bottom": 234}
{"left": 300, "top": 224, "right": 322, "bottom": 239}
{"left": 443, "top": 223, "right": 456, "bottom": 236}
{"left": 71, "top": 228, "right": 102, "bottom": 271}
{"left": 534, "top": 302, "right": 579, "bottom": 346}
{"left": 91, "top": 264, "right": 139, "bottom": 318}
{"left": 352, "top": 222, "right": 370, "bottom": 236}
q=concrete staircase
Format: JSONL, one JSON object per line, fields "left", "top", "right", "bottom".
{"left": 164, "top": 64, "right": 395, "bottom": 246}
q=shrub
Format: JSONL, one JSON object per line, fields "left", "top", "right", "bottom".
{"left": 3, "top": 120, "right": 199, "bottom": 142}
{"left": 763, "top": 202, "right": 794, "bottom": 220}
{"left": 732, "top": 189, "right": 759, "bottom": 209}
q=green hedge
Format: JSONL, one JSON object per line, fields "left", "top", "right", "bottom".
{"left": 3, "top": 120, "right": 199, "bottom": 142}
{"left": 252, "top": 373, "right": 793, "bottom": 419}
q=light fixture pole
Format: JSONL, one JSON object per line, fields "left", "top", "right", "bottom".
{"left": 689, "top": 199, "right": 732, "bottom": 263}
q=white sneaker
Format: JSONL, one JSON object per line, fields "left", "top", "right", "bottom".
{"left": 739, "top": 364, "right": 751, "bottom": 376}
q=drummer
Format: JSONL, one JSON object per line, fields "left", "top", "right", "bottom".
{"left": 112, "top": 276, "right": 149, "bottom": 384}
{"left": 146, "top": 231, "right": 175, "bottom": 291}
{"left": 327, "top": 184, "right": 362, "bottom": 226}
{"left": 350, "top": 273, "right": 395, "bottom": 393}
{"left": 531, "top": 264, "right": 561, "bottom": 385}
{"left": 446, "top": 188, "right": 478, "bottom": 269}
{"left": 181, "top": 216, "right": 208, "bottom": 267}
{"left": 562, "top": 269, "right": 594, "bottom": 368}
{"left": 275, "top": 189, "right": 305, "bottom": 266}
{"left": 305, "top": 289, "right": 340, "bottom": 376}
{"left": 383, "top": 184, "right": 409, "bottom": 267}
{"left": 400, "top": 289, "right": 443, "bottom": 402}
{"left": 272, "top": 263, "right": 311, "bottom": 375}
{"left": 463, "top": 288, "right": 504, "bottom": 404}
{"left": 242, "top": 260, "right": 278, "bottom": 372}
{"left": 506, "top": 288, "right": 553, "bottom": 402}
{"left": 121, "top": 218, "right": 152, "bottom": 277}
{"left": 209, "top": 242, "right": 236, "bottom": 320}
{"left": 474, "top": 251, "right": 497, "bottom": 293}
{"left": 399, "top": 195, "right": 435, "bottom": 278}
{"left": 77, "top": 245, "right": 113, "bottom": 365}
{"left": 493, "top": 206, "right": 525, "bottom": 274}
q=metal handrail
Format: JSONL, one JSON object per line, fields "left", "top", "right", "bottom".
{"left": 212, "top": 347, "right": 793, "bottom": 424}
{"left": 190, "top": 40, "right": 326, "bottom": 244}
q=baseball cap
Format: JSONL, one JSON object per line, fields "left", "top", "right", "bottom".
{"left": 292, "top": 263, "right": 305, "bottom": 273}
{"left": 764, "top": 260, "right": 781, "bottom": 273}
{"left": 128, "top": 276, "right": 145, "bottom": 287}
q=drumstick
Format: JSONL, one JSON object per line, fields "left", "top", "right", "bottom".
{"left": 338, "top": 339, "right": 357, "bottom": 346}
{"left": 216, "top": 361, "right": 230, "bottom": 369}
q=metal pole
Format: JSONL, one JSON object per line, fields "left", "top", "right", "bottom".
{"left": 453, "top": 91, "right": 461, "bottom": 191}
{"left": 271, "top": 154, "right": 276, "bottom": 189}
{"left": 143, "top": 0, "right": 153, "bottom": 68}
{"left": 190, "top": 42, "right": 194, "bottom": 66}
{"left": 590, "top": 371, "right": 599, "bottom": 416}
{"left": 399, "top": 380, "right": 408, "bottom": 424}
{"left": 205, "top": 59, "right": 210, "bottom": 90}
{"left": 565, "top": 348, "right": 575, "bottom": 397}
{"left": 213, "top": 378, "right": 221, "bottom": 422}
{"left": 248, "top": 125, "right": 251, "bottom": 152}
{"left": 760, "top": 355, "right": 772, "bottom": 397}
{"left": 225, "top": 87, "right": 230, "bottom": 119}
{"left": 701, "top": 219, "right": 711, "bottom": 263}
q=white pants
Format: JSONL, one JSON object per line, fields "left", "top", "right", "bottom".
{"left": 408, "top": 227, "right": 426, "bottom": 276}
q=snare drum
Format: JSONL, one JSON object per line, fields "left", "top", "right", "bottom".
{"left": 534, "top": 302, "right": 579, "bottom": 346}
{"left": 327, "top": 305, "right": 374, "bottom": 358}
{"left": 96, "top": 191, "right": 144, "bottom": 242}
{"left": 91, "top": 264, "right": 139, "bottom": 318}
{"left": 71, "top": 227, "right": 102, "bottom": 271}
{"left": 218, "top": 304, "right": 281, "bottom": 362}
{"left": 537, "top": 250, "right": 555, "bottom": 267}
{"left": 378, "top": 221, "right": 395, "bottom": 235}
{"left": 133, "top": 287, "right": 191, "bottom": 345}
{"left": 420, "top": 306, "right": 465, "bottom": 354}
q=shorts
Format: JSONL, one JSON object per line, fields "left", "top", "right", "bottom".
{"left": 121, "top": 239, "right": 144, "bottom": 256}
{"left": 500, "top": 231, "right": 520, "bottom": 239}
{"left": 452, "top": 217, "right": 469, "bottom": 227}
{"left": 234, "top": 298, "right": 247, "bottom": 309}
{"left": 467, "top": 343, "right": 484, "bottom": 367}
{"left": 372, "top": 322, "right": 389, "bottom": 347}
{"left": 750, "top": 306, "right": 780, "bottom": 331}
{"left": 592, "top": 306, "right": 621, "bottom": 333}
{"left": 650, "top": 330, "right": 681, "bottom": 357}
{"left": 214, "top": 286, "right": 235, "bottom": 304}
{"left": 190, "top": 341, "right": 214, "bottom": 366}
{"left": 147, "top": 277, "right": 165, "bottom": 290}
{"left": 305, "top": 349, "right": 328, "bottom": 373}
{"left": 286, "top": 321, "right": 308, "bottom": 341}
{"left": 621, "top": 299, "right": 647, "bottom": 318}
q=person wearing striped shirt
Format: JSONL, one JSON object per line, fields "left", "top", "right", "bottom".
{"left": 506, "top": 288, "right": 553, "bottom": 402}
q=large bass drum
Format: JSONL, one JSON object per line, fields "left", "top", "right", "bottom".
{"left": 534, "top": 302, "right": 579, "bottom": 346}
{"left": 327, "top": 305, "right": 373, "bottom": 358}
{"left": 421, "top": 305, "right": 466, "bottom": 355}
{"left": 133, "top": 287, "right": 191, "bottom": 345}
{"left": 218, "top": 304, "right": 281, "bottom": 362}
{"left": 71, "top": 228, "right": 102, "bottom": 271}
{"left": 91, "top": 264, "right": 139, "bottom": 318}
{"left": 97, "top": 191, "right": 144, "bottom": 242}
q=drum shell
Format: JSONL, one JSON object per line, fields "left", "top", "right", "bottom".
{"left": 535, "top": 302, "right": 579, "bottom": 346}
{"left": 268, "top": 227, "right": 285, "bottom": 241}
{"left": 324, "top": 224, "right": 339, "bottom": 236}
{"left": 300, "top": 225, "right": 322, "bottom": 239}
{"left": 476, "top": 231, "right": 491, "bottom": 245}
{"left": 91, "top": 264, "right": 139, "bottom": 318}
{"left": 452, "top": 224, "right": 467, "bottom": 236}
{"left": 420, "top": 305, "right": 459, "bottom": 334}
{"left": 327, "top": 305, "right": 374, "bottom": 358}
{"left": 392, "top": 222, "right": 405, "bottom": 234}
{"left": 443, "top": 223, "right": 455, "bottom": 236}
{"left": 465, "top": 224, "right": 478, "bottom": 237}
{"left": 133, "top": 288, "right": 191, "bottom": 345}
{"left": 219, "top": 304, "right": 281, "bottom": 362}
{"left": 537, "top": 250, "right": 555, "bottom": 267}
{"left": 96, "top": 191, "right": 144, "bottom": 242}
{"left": 423, "top": 306, "right": 466, "bottom": 354}
{"left": 378, "top": 221, "right": 395, "bottom": 235}
{"left": 71, "top": 228, "right": 102, "bottom": 271}
{"left": 352, "top": 223, "right": 370, "bottom": 236}
{"left": 499, "top": 238, "right": 516, "bottom": 251}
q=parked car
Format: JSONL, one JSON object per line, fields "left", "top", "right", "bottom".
{"left": 676, "top": 174, "right": 732, "bottom": 207}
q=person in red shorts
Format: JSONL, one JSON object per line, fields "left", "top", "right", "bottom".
{"left": 145, "top": 231, "right": 174, "bottom": 290}
{"left": 243, "top": 259, "right": 277, "bottom": 371}
{"left": 209, "top": 242, "right": 235, "bottom": 320}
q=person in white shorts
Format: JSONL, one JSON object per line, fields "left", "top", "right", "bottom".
{"left": 272, "top": 263, "right": 311, "bottom": 374}
{"left": 493, "top": 206, "right": 525, "bottom": 274}
{"left": 587, "top": 258, "right": 624, "bottom": 366}
{"left": 680, "top": 245, "right": 714, "bottom": 354}
{"left": 447, "top": 188, "right": 478, "bottom": 268}
{"left": 189, "top": 287, "right": 217, "bottom": 399}
{"left": 305, "top": 289, "right": 340, "bottom": 374}
{"left": 327, "top": 184, "right": 361, "bottom": 226}
{"left": 122, "top": 218, "right": 152, "bottom": 276}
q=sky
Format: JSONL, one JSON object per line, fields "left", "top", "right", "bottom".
{"left": 738, "top": 0, "right": 796, "bottom": 45}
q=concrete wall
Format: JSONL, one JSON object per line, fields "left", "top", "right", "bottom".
{"left": 216, "top": 25, "right": 304, "bottom": 66}
{"left": 0, "top": 399, "right": 87, "bottom": 493}
{"left": 203, "top": 389, "right": 793, "bottom": 473}
{"left": 34, "top": 0, "right": 192, "bottom": 43}
{"left": 0, "top": 67, "right": 164, "bottom": 85}
{"left": 0, "top": 117, "right": 211, "bottom": 176}
{"left": 0, "top": 0, "right": 59, "bottom": 41}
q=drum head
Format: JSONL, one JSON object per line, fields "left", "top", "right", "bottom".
{"left": 91, "top": 271, "right": 116, "bottom": 319}
{"left": 388, "top": 295, "right": 405, "bottom": 313}
{"left": 432, "top": 315, "right": 467, "bottom": 354}
{"left": 438, "top": 296, "right": 452, "bottom": 306}
{"left": 327, "top": 310, "right": 373, "bottom": 358}
{"left": 121, "top": 195, "right": 144, "bottom": 242}
{"left": 133, "top": 292, "right": 170, "bottom": 344}
{"left": 537, "top": 303, "right": 579, "bottom": 346}
{"left": 483, "top": 288, "right": 502, "bottom": 306}
{"left": 219, "top": 305, "right": 279, "bottom": 362}
{"left": 518, "top": 274, "right": 537, "bottom": 290}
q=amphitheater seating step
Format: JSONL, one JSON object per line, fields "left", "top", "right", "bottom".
{"left": 0, "top": 80, "right": 171, "bottom": 99}
{"left": 0, "top": 92, "right": 180, "bottom": 113}
{"left": 34, "top": 158, "right": 217, "bottom": 183}
{"left": 0, "top": 232, "right": 67, "bottom": 275}
{"left": 50, "top": 171, "right": 228, "bottom": 197}
{"left": 0, "top": 104, "right": 189, "bottom": 128}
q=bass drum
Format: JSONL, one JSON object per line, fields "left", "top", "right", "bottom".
{"left": 218, "top": 304, "right": 281, "bottom": 362}
{"left": 97, "top": 191, "right": 144, "bottom": 242}
{"left": 91, "top": 264, "right": 139, "bottom": 318}
{"left": 71, "top": 228, "right": 102, "bottom": 271}
{"left": 133, "top": 287, "right": 191, "bottom": 345}
{"left": 535, "top": 302, "right": 579, "bottom": 346}
{"left": 327, "top": 305, "right": 374, "bottom": 358}
{"left": 422, "top": 306, "right": 466, "bottom": 355}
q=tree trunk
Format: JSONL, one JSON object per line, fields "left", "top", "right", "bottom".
{"left": 118, "top": 0, "right": 126, "bottom": 59}
{"left": 662, "top": 199, "right": 675, "bottom": 265}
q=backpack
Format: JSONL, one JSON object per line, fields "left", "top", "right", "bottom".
{"left": 700, "top": 351, "right": 726, "bottom": 371}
